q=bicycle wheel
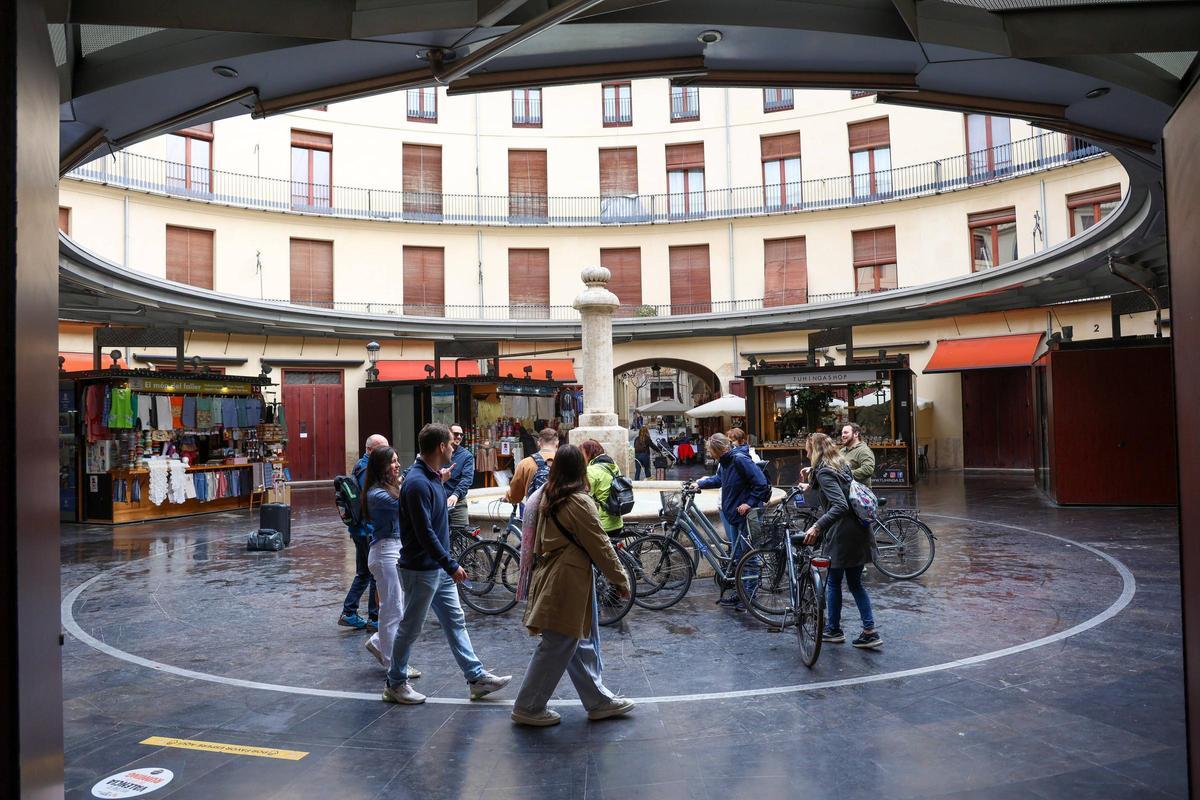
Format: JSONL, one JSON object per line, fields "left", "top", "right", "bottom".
{"left": 457, "top": 539, "right": 520, "bottom": 615}
{"left": 794, "top": 568, "right": 824, "bottom": 667}
{"left": 596, "top": 554, "right": 637, "bottom": 626}
{"left": 627, "top": 534, "right": 693, "bottom": 610}
{"left": 872, "top": 515, "right": 936, "bottom": 580}
{"left": 735, "top": 546, "right": 792, "bottom": 627}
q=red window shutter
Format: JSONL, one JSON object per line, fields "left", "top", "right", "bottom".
{"left": 508, "top": 248, "right": 550, "bottom": 307}
{"left": 669, "top": 245, "right": 711, "bottom": 313}
{"left": 290, "top": 238, "right": 333, "bottom": 308}
{"left": 599, "top": 147, "right": 638, "bottom": 196}
{"left": 968, "top": 207, "right": 1016, "bottom": 227}
{"left": 848, "top": 118, "right": 890, "bottom": 151}
{"left": 58, "top": 206, "right": 70, "bottom": 234}
{"left": 403, "top": 246, "right": 445, "bottom": 315}
{"left": 764, "top": 236, "right": 807, "bottom": 307}
{"left": 166, "top": 225, "right": 214, "bottom": 290}
{"left": 1066, "top": 184, "right": 1121, "bottom": 208}
{"left": 665, "top": 142, "right": 704, "bottom": 170}
{"left": 601, "top": 247, "right": 642, "bottom": 312}
{"left": 852, "top": 227, "right": 896, "bottom": 267}
{"left": 509, "top": 149, "right": 548, "bottom": 196}
{"left": 403, "top": 143, "right": 443, "bottom": 215}
{"left": 291, "top": 129, "right": 332, "bottom": 149}
{"left": 760, "top": 133, "right": 801, "bottom": 161}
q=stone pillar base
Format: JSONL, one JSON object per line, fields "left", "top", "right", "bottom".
{"left": 569, "top": 425, "right": 632, "bottom": 477}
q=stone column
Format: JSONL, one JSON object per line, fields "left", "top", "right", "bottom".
{"left": 568, "top": 266, "right": 632, "bottom": 476}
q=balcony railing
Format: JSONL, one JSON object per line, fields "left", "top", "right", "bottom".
{"left": 670, "top": 90, "right": 700, "bottom": 121}
{"left": 66, "top": 132, "right": 1104, "bottom": 227}
{"left": 603, "top": 96, "right": 633, "bottom": 125}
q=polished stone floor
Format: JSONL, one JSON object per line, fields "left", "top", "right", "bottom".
{"left": 61, "top": 474, "right": 1186, "bottom": 799}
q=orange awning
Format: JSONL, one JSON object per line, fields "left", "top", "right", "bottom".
{"left": 498, "top": 359, "right": 575, "bottom": 382}
{"left": 59, "top": 351, "right": 127, "bottom": 371}
{"left": 923, "top": 333, "right": 1043, "bottom": 373}
{"left": 376, "top": 358, "right": 575, "bottom": 382}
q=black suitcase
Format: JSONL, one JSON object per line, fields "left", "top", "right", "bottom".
{"left": 260, "top": 503, "right": 292, "bottom": 546}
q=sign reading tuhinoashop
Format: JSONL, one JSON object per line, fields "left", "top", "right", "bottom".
{"left": 755, "top": 369, "right": 882, "bottom": 387}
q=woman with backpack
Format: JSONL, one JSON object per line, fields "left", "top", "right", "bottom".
{"left": 361, "top": 446, "right": 422, "bottom": 677}
{"left": 799, "top": 432, "right": 881, "bottom": 649}
{"left": 579, "top": 439, "right": 626, "bottom": 539}
{"left": 512, "top": 444, "right": 633, "bottom": 727}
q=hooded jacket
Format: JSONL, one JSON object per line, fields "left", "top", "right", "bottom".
{"left": 697, "top": 446, "right": 772, "bottom": 525}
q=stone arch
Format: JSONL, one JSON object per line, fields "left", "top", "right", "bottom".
{"left": 613, "top": 358, "right": 721, "bottom": 394}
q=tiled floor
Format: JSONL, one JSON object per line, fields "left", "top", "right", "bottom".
{"left": 61, "top": 473, "right": 1187, "bottom": 799}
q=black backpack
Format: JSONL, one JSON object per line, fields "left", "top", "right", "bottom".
{"left": 527, "top": 453, "right": 551, "bottom": 499}
{"left": 333, "top": 474, "right": 364, "bottom": 530}
{"left": 606, "top": 469, "right": 636, "bottom": 516}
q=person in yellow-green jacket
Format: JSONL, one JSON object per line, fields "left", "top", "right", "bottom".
{"left": 579, "top": 439, "right": 625, "bottom": 538}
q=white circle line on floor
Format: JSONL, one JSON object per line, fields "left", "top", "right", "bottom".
{"left": 60, "top": 513, "right": 1136, "bottom": 706}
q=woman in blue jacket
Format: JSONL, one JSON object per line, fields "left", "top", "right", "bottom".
{"left": 693, "top": 432, "right": 771, "bottom": 608}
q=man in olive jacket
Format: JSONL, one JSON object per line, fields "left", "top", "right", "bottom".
{"left": 840, "top": 422, "right": 876, "bottom": 485}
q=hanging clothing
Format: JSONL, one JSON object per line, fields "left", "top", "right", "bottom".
{"left": 84, "top": 385, "right": 108, "bottom": 443}
{"left": 182, "top": 396, "right": 197, "bottom": 429}
{"left": 170, "top": 396, "right": 184, "bottom": 429}
{"left": 183, "top": 472, "right": 197, "bottom": 500}
{"left": 196, "top": 396, "right": 212, "bottom": 429}
{"left": 275, "top": 404, "right": 286, "bottom": 429}
{"left": 246, "top": 398, "right": 263, "bottom": 427}
{"left": 167, "top": 460, "right": 188, "bottom": 503}
{"left": 147, "top": 461, "right": 169, "bottom": 506}
{"left": 154, "top": 396, "right": 173, "bottom": 430}
{"left": 221, "top": 398, "right": 238, "bottom": 428}
{"left": 136, "top": 394, "right": 152, "bottom": 430}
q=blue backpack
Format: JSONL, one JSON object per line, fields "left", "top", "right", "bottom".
{"left": 527, "top": 453, "right": 551, "bottom": 499}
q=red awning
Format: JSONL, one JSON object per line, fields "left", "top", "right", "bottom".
{"left": 498, "top": 359, "right": 575, "bottom": 382}
{"left": 59, "top": 351, "right": 127, "bottom": 371}
{"left": 923, "top": 333, "right": 1043, "bottom": 373}
{"left": 376, "top": 358, "right": 575, "bottom": 382}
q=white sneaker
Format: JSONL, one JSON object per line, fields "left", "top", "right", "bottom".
{"left": 468, "top": 671, "right": 512, "bottom": 700}
{"left": 382, "top": 681, "right": 426, "bottom": 705}
{"left": 511, "top": 707, "right": 561, "bottom": 726}
{"left": 365, "top": 637, "right": 384, "bottom": 667}
{"left": 587, "top": 697, "right": 635, "bottom": 721}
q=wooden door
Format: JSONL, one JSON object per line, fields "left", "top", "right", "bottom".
{"left": 282, "top": 370, "right": 346, "bottom": 480}
{"left": 961, "top": 367, "right": 1034, "bottom": 469}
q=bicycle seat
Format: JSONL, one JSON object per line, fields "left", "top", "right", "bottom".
{"left": 789, "top": 533, "right": 809, "bottom": 547}
{"left": 877, "top": 497, "right": 888, "bottom": 508}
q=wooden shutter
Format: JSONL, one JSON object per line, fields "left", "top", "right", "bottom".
{"left": 1066, "top": 184, "right": 1121, "bottom": 208}
{"left": 509, "top": 149, "right": 548, "bottom": 219}
{"left": 508, "top": 248, "right": 550, "bottom": 306}
{"left": 58, "top": 206, "right": 70, "bottom": 234}
{"left": 668, "top": 245, "right": 711, "bottom": 313}
{"left": 665, "top": 142, "right": 704, "bottom": 170}
{"left": 764, "top": 236, "right": 807, "bottom": 307}
{"left": 852, "top": 227, "right": 897, "bottom": 267}
{"left": 403, "top": 246, "right": 445, "bottom": 316}
{"left": 599, "top": 147, "right": 638, "bottom": 196}
{"left": 601, "top": 247, "right": 642, "bottom": 313}
{"left": 290, "top": 238, "right": 333, "bottom": 308}
{"left": 760, "top": 133, "right": 801, "bottom": 161}
{"left": 166, "top": 225, "right": 214, "bottom": 290}
{"left": 968, "top": 207, "right": 1016, "bottom": 227}
{"left": 848, "top": 118, "right": 890, "bottom": 151}
{"left": 291, "top": 129, "right": 332, "bottom": 149}
{"left": 403, "top": 143, "right": 442, "bottom": 215}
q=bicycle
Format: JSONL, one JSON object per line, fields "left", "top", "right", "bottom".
{"left": 613, "top": 523, "right": 693, "bottom": 611}
{"left": 658, "top": 484, "right": 756, "bottom": 603}
{"left": 457, "top": 536, "right": 521, "bottom": 615}
{"left": 734, "top": 486, "right": 813, "bottom": 628}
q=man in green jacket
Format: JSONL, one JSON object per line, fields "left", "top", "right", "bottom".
{"left": 840, "top": 422, "right": 876, "bottom": 485}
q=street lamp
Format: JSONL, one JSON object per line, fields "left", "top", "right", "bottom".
{"left": 365, "top": 341, "right": 380, "bottom": 382}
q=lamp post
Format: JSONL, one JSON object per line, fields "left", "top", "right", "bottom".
{"left": 365, "top": 341, "right": 380, "bottom": 382}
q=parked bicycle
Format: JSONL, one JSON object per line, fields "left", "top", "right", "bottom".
{"left": 657, "top": 484, "right": 757, "bottom": 602}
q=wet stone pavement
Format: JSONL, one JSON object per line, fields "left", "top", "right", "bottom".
{"left": 61, "top": 473, "right": 1186, "bottom": 799}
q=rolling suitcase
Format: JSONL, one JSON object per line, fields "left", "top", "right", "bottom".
{"left": 260, "top": 502, "right": 292, "bottom": 546}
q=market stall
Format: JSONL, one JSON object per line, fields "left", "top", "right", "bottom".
{"left": 742, "top": 356, "right": 916, "bottom": 487}
{"left": 61, "top": 369, "right": 286, "bottom": 524}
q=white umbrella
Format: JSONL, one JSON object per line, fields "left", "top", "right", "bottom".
{"left": 685, "top": 395, "right": 746, "bottom": 419}
{"left": 637, "top": 398, "right": 688, "bottom": 414}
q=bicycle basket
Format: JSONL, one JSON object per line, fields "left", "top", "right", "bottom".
{"left": 659, "top": 491, "right": 683, "bottom": 516}
{"left": 747, "top": 507, "right": 787, "bottom": 547}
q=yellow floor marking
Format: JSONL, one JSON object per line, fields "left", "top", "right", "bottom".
{"left": 140, "top": 736, "right": 308, "bottom": 761}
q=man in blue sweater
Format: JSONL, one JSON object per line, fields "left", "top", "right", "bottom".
{"left": 446, "top": 423, "right": 475, "bottom": 533}
{"left": 383, "top": 423, "right": 511, "bottom": 705}
{"left": 338, "top": 434, "right": 386, "bottom": 630}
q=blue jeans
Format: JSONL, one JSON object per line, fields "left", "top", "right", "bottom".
{"left": 826, "top": 565, "right": 874, "bottom": 631}
{"left": 386, "top": 568, "right": 485, "bottom": 685}
{"left": 721, "top": 511, "right": 749, "bottom": 565}
{"left": 342, "top": 534, "right": 379, "bottom": 619}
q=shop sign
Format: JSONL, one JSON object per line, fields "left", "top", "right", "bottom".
{"left": 497, "top": 383, "right": 558, "bottom": 397}
{"left": 757, "top": 369, "right": 880, "bottom": 387}
{"left": 128, "top": 377, "right": 252, "bottom": 396}
{"left": 91, "top": 768, "right": 174, "bottom": 798}
{"left": 431, "top": 385, "right": 456, "bottom": 424}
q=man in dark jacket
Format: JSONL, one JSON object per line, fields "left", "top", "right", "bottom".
{"left": 339, "top": 434, "right": 385, "bottom": 630}
{"left": 693, "top": 432, "right": 772, "bottom": 608}
{"left": 383, "top": 423, "right": 511, "bottom": 705}
{"left": 446, "top": 423, "right": 474, "bottom": 533}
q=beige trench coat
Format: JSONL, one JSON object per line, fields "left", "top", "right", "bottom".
{"left": 522, "top": 491, "right": 631, "bottom": 640}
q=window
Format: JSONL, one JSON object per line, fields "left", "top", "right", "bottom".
{"left": 407, "top": 87, "right": 437, "bottom": 122}
{"left": 764, "top": 237, "right": 807, "bottom": 307}
{"left": 850, "top": 90, "right": 875, "bottom": 100}
{"left": 290, "top": 130, "right": 332, "bottom": 209}
{"left": 668, "top": 245, "right": 711, "bottom": 314}
{"left": 166, "top": 123, "right": 213, "bottom": 194}
{"left": 965, "top": 114, "right": 1012, "bottom": 179}
{"left": 601, "top": 247, "right": 642, "bottom": 315}
{"left": 670, "top": 86, "right": 699, "bottom": 122}
{"left": 402, "top": 143, "right": 442, "bottom": 218}
{"left": 599, "top": 147, "right": 642, "bottom": 222}
{"left": 1067, "top": 185, "right": 1121, "bottom": 235}
{"left": 403, "top": 246, "right": 445, "bottom": 317}
{"left": 852, "top": 227, "right": 898, "bottom": 293}
{"left": 602, "top": 82, "right": 632, "bottom": 126}
{"left": 763, "top": 88, "right": 793, "bottom": 112}
{"left": 848, "top": 118, "right": 891, "bottom": 198}
{"left": 508, "top": 149, "right": 548, "bottom": 222}
{"left": 508, "top": 249, "right": 550, "bottom": 319}
{"left": 289, "top": 238, "right": 334, "bottom": 308}
{"left": 512, "top": 88, "right": 542, "bottom": 127}
{"left": 58, "top": 207, "right": 70, "bottom": 234}
{"left": 666, "top": 142, "right": 705, "bottom": 218}
{"left": 761, "top": 133, "right": 802, "bottom": 210}
{"left": 968, "top": 208, "right": 1018, "bottom": 271}
{"left": 165, "top": 225, "right": 214, "bottom": 289}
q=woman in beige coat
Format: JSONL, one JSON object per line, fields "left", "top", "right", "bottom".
{"left": 512, "top": 444, "right": 634, "bottom": 727}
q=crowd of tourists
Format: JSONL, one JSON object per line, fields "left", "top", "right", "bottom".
{"left": 334, "top": 418, "right": 881, "bottom": 726}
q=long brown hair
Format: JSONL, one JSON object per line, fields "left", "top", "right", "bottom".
{"left": 636, "top": 426, "right": 651, "bottom": 447}
{"left": 543, "top": 443, "right": 590, "bottom": 514}
{"left": 579, "top": 439, "right": 605, "bottom": 462}
{"left": 806, "top": 433, "right": 850, "bottom": 474}
{"left": 361, "top": 446, "right": 398, "bottom": 521}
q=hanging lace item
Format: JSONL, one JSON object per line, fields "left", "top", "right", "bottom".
{"left": 167, "top": 461, "right": 189, "bottom": 504}
{"left": 148, "top": 461, "right": 170, "bottom": 506}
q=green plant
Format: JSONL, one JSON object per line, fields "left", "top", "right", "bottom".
{"left": 634, "top": 304, "right": 659, "bottom": 317}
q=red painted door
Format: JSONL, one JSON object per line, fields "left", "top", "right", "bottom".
{"left": 961, "top": 367, "right": 1034, "bottom": 469}
{"left": 282, "top": 370, "right": 346, "bottom": 480}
